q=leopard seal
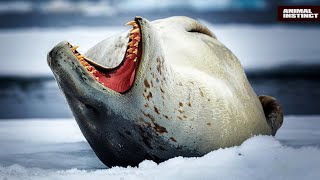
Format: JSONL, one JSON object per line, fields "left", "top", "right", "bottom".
{"left": 47, "top": 16, "right": 283, "bottom": 167}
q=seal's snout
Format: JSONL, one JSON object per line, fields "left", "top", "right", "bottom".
{"left": 259, "top": 95, "right": 284, "bottom": 136}
{"left": 47, "top": 41, "right": 70, "bottom": 70}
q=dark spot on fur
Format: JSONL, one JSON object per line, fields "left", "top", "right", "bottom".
{"left": 144, "top": 104, "right": 149, "bottom": 108}
{"left": 160, "top": 87, "right": 165, "bottom": 93}
{"left": 154, "top": 107, "right": 160, "bottom": 114}
{"left": 145, "top": 122, "right": 152, "bottom": 127}
{"left": 144, "top": 79, "right": 150, "bottom": 88}
{"left": 207, "top": 123, "right": 211, "bottom": 126}
{"left": 199, "top": 88, "right": 204, "bottom": 97}
{"left": 183, "top": 115, "right": 187, "bottom": 118}
{"left": 178, "top": 109, "right": 184, "bottom": 113}
{"left": 125, "top": 130, "right": 131, "bottom": 135}
{"left": 207, "top": 98, "right": 211, "bottom": 101}
{"left": 163, "top": 115, "right": 169, "bottom": 119}
{"left": 238, "top": 153, "right": 242, "bottom": 156}
{"left": 169, "top": 137, "right": 177, "bottom": 142}
{"left": 154, "top": 123, "right": 167, "bottom": 134}
{"left": 188, "top": 102, "right": 192, "bottom": 107}
{"left": 138, "top": 127, "right": 153, "bottom": 149}
{"left": 157, "top": 65, "right": 161, "bottom": 74}
{"left": 142, "top": 111, "right": 167, "bottom": 134}
{"left": 142, "top": 112, "right": 155, "bottom": 122}
{"left": 177, "top": 116, "right": 183, "bottom": 120}
{"left": 142, "top": 137, "right": 152, "bottom": 149}
{"left": 179, "top": 102, "right": 183, "bottom": 106}
{"left": 147, "top": 92, "right": 153, "bottom": 100}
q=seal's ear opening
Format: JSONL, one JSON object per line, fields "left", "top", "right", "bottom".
{"left": 259, "top": 95, "right": 284, "bottom": 136}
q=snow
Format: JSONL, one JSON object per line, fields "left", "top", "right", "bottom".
{"left": 1, "top": 24, "right": 319, "bottom": 76}
{"left": 0, "top": 116, "right": 320, "bottom": 179}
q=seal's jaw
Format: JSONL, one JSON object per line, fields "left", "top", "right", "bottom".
{"left": 67, "top": 20, "right": 142, "bottom": 93}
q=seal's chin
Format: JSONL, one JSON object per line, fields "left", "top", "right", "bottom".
{"left": 67, "top": 20, "right": 142, "bottom": 93}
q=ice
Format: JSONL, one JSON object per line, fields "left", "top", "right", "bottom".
{"left": 0, "top": 27, "right": 126, "bottom": 76}
{"left": 41, "top": 0, "right": 116, "bottom": 16}
{"left": 0, "top": 1, "right": 32, "bottom": 13}
{"left": 0, "top": 116, "right": 320, "bottom": 179}
{"left": 0, "top": 0, "right": 266, "bottom": 15}
{"left": 1, "top": 24, "right": 320, "bottom": 76}
{"left": 205, "top": 23, "right": 320, "bottom": 70}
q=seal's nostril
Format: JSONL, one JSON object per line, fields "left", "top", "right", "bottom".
{"left": 47, "top": 41, "right": 69, "bottom": 69}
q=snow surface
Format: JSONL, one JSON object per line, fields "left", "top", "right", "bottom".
{"left": 1, "top": 24, "right": 320, "bottom": 76}
{"left": 0, "top": 116, "right": 320, "bottom": 179}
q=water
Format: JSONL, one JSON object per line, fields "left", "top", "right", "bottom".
{"left": 0, "top": 72, "right": 319, "bottom": 119}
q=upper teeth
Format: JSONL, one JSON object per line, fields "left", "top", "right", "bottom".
{"left": 126, "top": 21, "right": 135, "bottom": 25}
{"left": 71, "top": 45, "right": 79, "bottom": 51}
{"left": 77, "top": 55, "right": 84, "bottom": 59}
{"left": 125, "top": 20, "right": 141, "bottom": 62}
{"left": 131, "top": 28, "right": 140, "bottom": 34}
{"left": 126, "top": 21, "right": 138, "bottom": 28}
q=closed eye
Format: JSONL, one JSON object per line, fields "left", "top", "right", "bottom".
{"left": 187, "top": 22, "right": 216, "bottom": 39}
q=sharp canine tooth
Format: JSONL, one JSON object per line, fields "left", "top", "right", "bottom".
{"left": 71, "top": 45, "right": 79, "bottom": 50}
{"left": 133, "top": 49, "right": 138, "bottom": 54}
{"left": 126, "top": 21, "right": 136, "bottom": 26}
{"left": 131, "top": 28, "right": 140, "bottom": 34}
{"left": 129, "top": 34, "right": 134, "bottom": 39}
{"left": 133, "top": 58, "right": 137, "bottom": 62}
{"left": 77, "top": 55, "right": 84, "bottom": 59}
{"left": 95, "top": 77, "right": 99, "bottom": 81}
{"left": 127, "top": 48, "right": 134, "bottom": 53}
{"left": 134, "top": 36, "right": 140, "bottom": 41}
{"left": 127, "top": 54, "right": 133, "bottom": 59}
{"left": 134, "top": 41, "right": 139, "bottom": 47}
{"left": 128, "top": 41, "right": 133, "bottom": 46}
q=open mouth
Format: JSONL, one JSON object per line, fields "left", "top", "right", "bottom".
{"left": 67, "top": 20, "right": 142, "bottom": 93}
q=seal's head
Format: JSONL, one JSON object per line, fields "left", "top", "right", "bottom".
{"left": 48, "top": 16, "right": 164, "bottom": 166}
{"left": 48, "top": 16, "right": 283, "bottom": 167}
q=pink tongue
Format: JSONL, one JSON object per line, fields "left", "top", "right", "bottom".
{"left": 93, "top": 37, "right": 140, "bottom": 93}
{"left": 88, "top": 31, "right": 140, "bottom": 93}
{"left": 94, "top": 55, "right": 136, "bottom": 93}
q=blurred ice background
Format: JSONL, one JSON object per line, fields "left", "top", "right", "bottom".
{"left": 0, "top": 0, "right": 320, "bottom": 179}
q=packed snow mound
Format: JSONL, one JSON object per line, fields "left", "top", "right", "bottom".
{"left": 1, "top": 136, "right": 319, "bottom": 180}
